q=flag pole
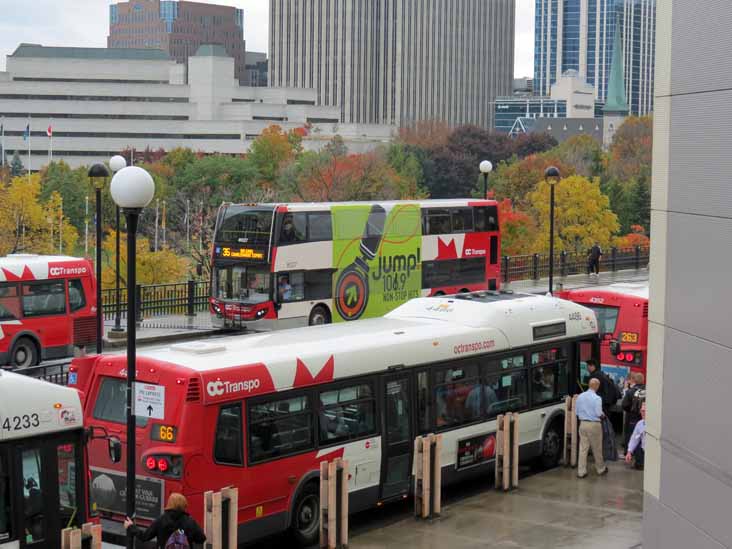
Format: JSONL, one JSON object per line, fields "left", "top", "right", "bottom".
{"left": 48, "top": 119, "right": 53, "bottom": 164}
{"left": 1, "top": 116, "right": 5, "bottom": 167}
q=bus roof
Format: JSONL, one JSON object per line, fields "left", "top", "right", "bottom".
{"left": 563, "top": 282, "right": 649, "bottom": 301}
{"left": 0, "top": 254, "right": 92, "bottom": 282}
{"left": 125, "top": 293, "right": 597, "bottom": 402}
{"left": 223, "top": 199, "right": 497, "bottom": 213}
{"left": 0, "top": 370, "right": 83, "bottom": 441}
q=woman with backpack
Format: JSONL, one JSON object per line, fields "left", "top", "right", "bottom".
{"left": 124, "top": 492, "right": 206, "bottom": 548}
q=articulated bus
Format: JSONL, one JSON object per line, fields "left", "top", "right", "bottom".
{"left": 209, "top": 199, "right": 500, "bottom": 329}
{"left": 1, "top": 370, "right": 90, "bottom": 549}
{"left": 73, "top": 291, "right": 598, "bottom": 545}
{"left": 0, "top": 255, "right": 97, "bottom": 368}
{"left": 557, "top": 283, "right": 648, "bottom": 391}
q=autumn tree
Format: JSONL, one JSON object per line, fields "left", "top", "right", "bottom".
{"left": 552, "top": 135, "right": 605, "bottom": 177}
{"left": 607, "top": 116, "right": 653, "bottom": 183}
{"left": 397, "top": 120, "right": 452, "bottom": 148}
{"left": 614, "top": 224, "right": 650, "bottom": 249}
{"left": 101, "top": 230, "right": 188, "bottom": 288}
{"left": 247, "top": 125, "right": 304, "bottom": 188}
{"left": 491, "top": 154, "right": 575, "bottom": 207}
{"left": 498, "top": 199, "right": 537, "bottom": 256}
{"left": 528, "top": 175, "right": 619, "bottom": 253}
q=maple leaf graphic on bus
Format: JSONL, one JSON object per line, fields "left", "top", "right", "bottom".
{"left": 293, "top": 356, "right": 335, "bottom": 388}
{"left": 436, "top": 238, "right": 458, "bottom": 260}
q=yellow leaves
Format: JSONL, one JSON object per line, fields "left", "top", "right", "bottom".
{"left": 101, "top": 230, "right": 189, "bottom": 289}
{"left": 0, "top": 174, "right": 79, "bottom": 256}
{"left": 528, "top": 175, "right": 619, "bottom": 253}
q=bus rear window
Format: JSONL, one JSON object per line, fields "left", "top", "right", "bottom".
{"left": 93, "top": 378, "right": 148, "bottom": 427}
{"left": 586, "top": 305, "right": 620, "bottom": 336}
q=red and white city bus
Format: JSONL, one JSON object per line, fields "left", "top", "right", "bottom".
{"left": 209, "top": 199, "right": 501, "bottom": 329}
{"left": 73, "top": 291, "right": 598, "bottom": 545}
{"left": 557, "top": 282, "right": 648, "bottom": 391}
{"left": 1, "top": 370, "right": 91, "bottom": 549}
{"left": 0, "top": 255, "right": 97, "bottom": 368}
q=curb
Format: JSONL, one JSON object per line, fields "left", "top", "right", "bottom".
{"left": 103, "top": 328, "right": 224, "bottom": 349}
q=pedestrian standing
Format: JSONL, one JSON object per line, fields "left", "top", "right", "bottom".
{"left": 625, "top": 402, "right": 646, "bottom": 470}
{"left": 586, "top": 360, "right": 620, "bottom": 416}
{"left": 576, "top": 378, "right": 608, "bottom": 478}
{"left": 124, "top": 493, "right": 206, "bottom": 548}
{"left": 587, "top": 243, "right": 603, "bottom": 276}
{"left": 621, "top": 372, "right": 646, "bottom": 451}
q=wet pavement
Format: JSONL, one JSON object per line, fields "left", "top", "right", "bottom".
{"left": 349, "top": 461, "right": 643, "bottom": 549}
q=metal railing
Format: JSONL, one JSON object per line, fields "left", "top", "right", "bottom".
{"left": 501, "top": 246, "right": 649, "bottom": 284}
{"left": 98, "top": 246, "right": 649, "bottom": 320}
{"left": 5, "top": 361, "right": 71, "bottom": 385}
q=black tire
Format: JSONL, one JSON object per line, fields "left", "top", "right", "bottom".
{"left": 10, "top": 337, "right": 39, "bottom": 369}
{"left": 309, "top": 305, "right": 331, "bottom": 326}
{"left": 291, "top": 481, "right": 320, "bottom": 547}
{"left": 459, "top": 288, "right": 470, "bottom": 293}
{"left": 434, "top": 291, "right": 446, "bottom": 296}
{"left": 539, "top": 420, "right": 564, "bottom": 470}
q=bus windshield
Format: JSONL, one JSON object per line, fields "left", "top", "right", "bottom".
{"left": 215, "top": 264, "right": 272, "bottom": 303}
{"left": 585, "top": 305, "right": 620, "bottom": 336}
{"left": 216, "top": 206, "right": 274, "bottom": 245}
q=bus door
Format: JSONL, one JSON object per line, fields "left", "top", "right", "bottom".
{"left": 379, "top": 374, "right": 413, "bottom": 500}
{"left": 4, "top": 433, "right": 83, "bottom": 549}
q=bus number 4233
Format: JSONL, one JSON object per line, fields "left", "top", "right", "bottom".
{"left": 2, "top": 413, "right": 41, "bottom": 431}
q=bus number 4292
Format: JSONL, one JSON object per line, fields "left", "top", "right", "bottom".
{"left": 2, "top": 413, "right": 41, "bottom": 431}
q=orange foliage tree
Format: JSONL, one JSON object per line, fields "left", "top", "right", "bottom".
{"left": 498, "top": 199, "right": 537, "bottom": 256}
{"left": 397, "top": 120, "right": 452, "bottom": 148}
{"left": 614, "top": 224, "right": 650, "bottom": 249}
{"left": 491, "top": 153, "right": 575, "bottom": 208}
{"left": 607, "top": 116, "right": 653, "bottom": 183}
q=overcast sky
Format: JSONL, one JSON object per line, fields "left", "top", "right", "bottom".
{"left": 0, "top": 0, "right": 535, "bottom": 77}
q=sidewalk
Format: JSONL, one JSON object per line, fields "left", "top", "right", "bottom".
{"left": 350, "top": 461, "right": 644, "bottom": 549}
{"left": 505, "top": 267, "right": 649, "bottom": 295}
{"left": 102, "top": 311, "right": 222, "bottom": 349}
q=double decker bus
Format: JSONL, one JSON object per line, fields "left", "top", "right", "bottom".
{"left": 209, "top": 199, "right": 500, "bottom": 329}
{"left": 0, "top": 255, "right": 97, "bottom": 368}
{"left": 74, "top": 291, "right": 598, "bottom": 545}
{"left": 557, "top": 282, "right": 648, "bottom": 391}
{"left": 1, "top": 370, "right": 90, "bottom": 549}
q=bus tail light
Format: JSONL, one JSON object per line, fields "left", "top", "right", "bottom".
{"left": 616, "top": 353, "right": 625, "bottom": 361}
{"left": 143, "top": 454, "right": 183, "bottom": 479}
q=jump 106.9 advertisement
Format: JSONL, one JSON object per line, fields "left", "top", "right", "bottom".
{"left": 331, "top": 204, "right": 422, "bottom": 322}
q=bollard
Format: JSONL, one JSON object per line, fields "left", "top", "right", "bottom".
{"left": 203, "top": 487, "right": 238, "bottom": 549}
{"left": 635, "top": 246, "right": 641, "bottom": 270}
{"left": 611, "top": 247, "right": 617, "bottom": 272}
{"left": 495, "top": 413, "right": 520, "bottom": 491}
{"left": 502, "top": 255, "right": 510, "bottom": 284}
{"left": 562, "top": 396, "right": 579, "bottom": 467}
{"left": 187, "top": 279, "right": 196, "bottom": 317}
{"left": 61, "top": 528, "right": 82, "bottom": 549}
{"left": 532, "top": 254, "right": 539, "bottom": 280}
{"left": 220, "top": 487, "right": 238, "bottom": 549}
{"left": 414, "top": 433, "right": 442, "bottom": 520}
{"left": 560, "top": 251, "right": 567, "bottom": 278}
{"left": 320, "top": 458, "right": 349, "bottom": 549}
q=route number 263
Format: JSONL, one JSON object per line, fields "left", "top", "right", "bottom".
{"left": 621, "top": 332, "right": 639, "bottom": 343}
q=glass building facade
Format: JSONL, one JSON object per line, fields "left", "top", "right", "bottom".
{"left": 534, "top": 0, "right": 655, "bottom": 115}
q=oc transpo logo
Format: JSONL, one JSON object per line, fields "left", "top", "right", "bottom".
{"left": 50, "top": 266, "right": 88, "bottom": 276}
{"left": 206, "top": 378, "right": 261, "bottom": 397}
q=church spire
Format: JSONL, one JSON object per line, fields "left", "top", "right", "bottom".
{"left": 603, "top": 17, "right": 630, "bottom": 114}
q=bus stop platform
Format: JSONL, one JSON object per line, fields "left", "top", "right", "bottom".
{"left": 350, "top": 461, "right": 644, "bottom": 549}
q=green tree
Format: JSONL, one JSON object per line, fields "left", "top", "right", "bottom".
{"left": 491, "top": 154, "right": 575, "bottom": 207}
{"left": 552, "top": 135, "right": 605, "bottom": 177}
{"left": 10, "top": 151, "right": 24, "bottom": 177}
{"left": 247, "top": 125, "right": 303, "bottom": 188}
{"left": 607, "top": 116, "right": 653, "bottom": 183}
{"left": 528, "top": 175, "right": 619, "bottom": 253}
{"left": 627, "top": 179, "right": 651, "bottom": 233}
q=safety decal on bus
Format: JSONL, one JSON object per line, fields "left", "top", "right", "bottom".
{"left": 332, "top": 203, "right": 422, "bottom": 322}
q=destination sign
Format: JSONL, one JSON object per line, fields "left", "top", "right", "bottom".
{"left": 217, "top": 246, "right": 266, "bottom": 260}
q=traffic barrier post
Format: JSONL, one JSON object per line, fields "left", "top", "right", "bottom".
{"left": 414, "top": 433, "right": 442, "bottom": 519}
{"left": 204, "top": 487, "right": 238, "bottom": 549}
{"left": 562, "top": 396, "right": 579, "bottom": 467}
{"left": 187, "top": 279, "right": 196, "bottom": 316}
{"left": 60, "top": 528, "right": 82, "bottom": 549}
{"left": 320, "top": 458, "right": 349, "bottom": 549}
{"left": 495, "top": 413, "right": 520, "bottom": 491}
{"left": 532, "top": 254, "right": 540, "bottom": 280}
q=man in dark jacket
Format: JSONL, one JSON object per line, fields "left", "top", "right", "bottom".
{"left": 622, "top": 372, "right": 646, "bottom": 450}
{"left": 124, "top": 493, "right": 206, "bottom": 548}
{"left": 586, "top": 360, "right": 619, "bottom": 415}
{"left": 587, "top": 243, "right": 603, "bottom": 276}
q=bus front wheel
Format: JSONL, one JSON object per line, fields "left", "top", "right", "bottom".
{"left": 539, "top": 419, "right": 563, "bottom": 470}
{"left": 11, "top": 337, "right": 39, "bottom": 369}
{"left": 291, "top": 481, "right": 320, "bottom": 546}
{"left": 309, "top": 305, "right": 331, "bottom": 326}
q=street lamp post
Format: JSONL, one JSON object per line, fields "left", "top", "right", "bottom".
{"left": 545, "top": 166, "right": 561, "bottom": 295}
{"left": 109, "top": 155, "right": 127, "bottom": 334}
{"left": 479, "top": 160, "right": 493, "bottom": 198}
{"left": 87, "top": 163, "right": 110, "bottom": 353}
{"left": 110, "top": 166, "right": 155, "bottom": 549}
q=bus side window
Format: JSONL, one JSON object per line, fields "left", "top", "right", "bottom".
{"left": 22, "top": 448, "right": 45, "bottom": 543}
{"left": 214, "top": 404, "right": 243, "bottom": 466}
{"left": 0, "top": 283, "right": 20, "bottom": 320}
{"left": 307, "top": 212, "right": 333, "bottom": 242}
{"left": 68, "top": 279, "right": 86, "bottom": 312}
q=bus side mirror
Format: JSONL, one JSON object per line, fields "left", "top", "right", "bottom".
{"left": 108, "top": 437, "right": 122, "bottom": 464}
{"left": 609, "top": 340, "right": 620, "bottom": 356}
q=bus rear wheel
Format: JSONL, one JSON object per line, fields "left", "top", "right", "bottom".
{"left": 539, "top": 420, "right": 563, "bottom": 470}
{"left": 309, "top": 305, "right": 331, "bottom": 326}
{"left": 291, "top": 481, "right": 320, "bottom": 546}
{"left": 11, "top": 338, "right": 39, "bottom": 369}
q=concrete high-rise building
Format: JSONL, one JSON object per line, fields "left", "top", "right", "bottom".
{"left": 644, "top": 1, "right": 732, "bottom": 547}
{"left": 534, "top": 0, "right": 655, "bottom": 116}
{"left": 108, "top": 0, "right": 247, "bottom": 83}
{"left": 269, "top": 0, "right": 515, "bottom": 128}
